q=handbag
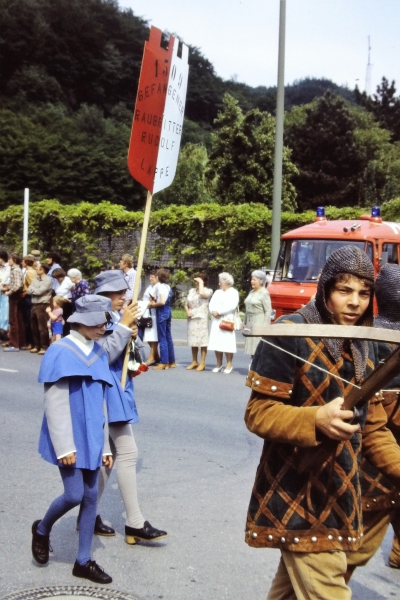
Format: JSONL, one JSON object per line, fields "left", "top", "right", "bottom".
{"left": 219, "top": 319, "right": 234, "bottom": 331}
{"left": 137, "top": 316, "right": 153, "bottom": 328}
{"left": 234, "top": 308, "right": 243, "bottom": 331}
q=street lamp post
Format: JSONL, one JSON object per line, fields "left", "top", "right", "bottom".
{"left": 270, "top": 0, "right": 286, "bottom": 269}
{"left": 23, "top": 188, "right": 29, "bottom": 256}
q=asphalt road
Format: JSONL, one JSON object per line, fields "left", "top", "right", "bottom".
{"left": 0, "top": 322, "right": 399, "bottom": 599}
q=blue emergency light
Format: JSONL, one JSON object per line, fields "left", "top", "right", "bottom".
{"left": 315, "top": 207, "right": 326, "bottom": 222}
{"left": 371, "top": 206, "right": 381, "bottom": 218}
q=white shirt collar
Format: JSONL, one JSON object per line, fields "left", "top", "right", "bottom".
{"left": 68, "top": 330, "right": 94, "bottom": 356}
{"left": 111, "top": 310, "right": 121, "bottom": 323}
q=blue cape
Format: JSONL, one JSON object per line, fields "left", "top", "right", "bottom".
{"left": 38, "top": 338, "right": 113, "bottom": 469}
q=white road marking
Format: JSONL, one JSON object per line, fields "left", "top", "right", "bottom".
{"left": 0, "top": 368, "right": 18, "bottom": 373}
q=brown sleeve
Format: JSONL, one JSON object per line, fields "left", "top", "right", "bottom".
{"left": 244, "top": 390, "right": 320, "bottom": 447}
{"left": 382, "top": 392, "right": 400, "bottom": 435}
{"left": 362, "top": 396, "right": 400, "bottom": 482}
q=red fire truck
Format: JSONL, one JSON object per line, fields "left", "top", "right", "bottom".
{"left": 268, "top": 207, "right": 400, "bottom": 320}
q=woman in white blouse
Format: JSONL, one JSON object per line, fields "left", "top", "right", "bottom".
{"left": 207, "top": 272, "right": 239, "bottom": 374}
{"left": 52, "top": 268, "right": 74, "bottom": 334}
{"left": 141, "top": 270, "right": 160, "bottom": 365}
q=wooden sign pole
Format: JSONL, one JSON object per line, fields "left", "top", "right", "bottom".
{"left": 121, "top": 26, "right": 189, "bottom": 387}
{"left": 121, "top": 190, "right": 153, "bottom": 388}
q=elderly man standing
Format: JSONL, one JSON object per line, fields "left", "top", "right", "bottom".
{"left": 46, "top": 251, "right": 62, "bottom": 291}
{"left": 119, "top": 254, "right": 139, "bottom": 302}
{"left": 3, "top": 252, "right": 25, "bottom": 352}
{"left": 27, "top": 263, "right": 53, "bottom": 355}
{"left": 20, "top": 254, "right": 38, "bottom": 350}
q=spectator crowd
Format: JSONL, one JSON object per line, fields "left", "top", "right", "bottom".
{"left": 0, "top": 247, "right": 272, "bottom": 374}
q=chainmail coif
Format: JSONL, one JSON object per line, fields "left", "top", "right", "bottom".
{"left": 375, "top": 263, "right": 400, "bottom": 330}
{"left": 298, "top": 245, "right": 375, "bottom": 382}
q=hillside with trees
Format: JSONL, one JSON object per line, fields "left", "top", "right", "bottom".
{"left": 1, "top": 0, "right": 400, "bottom": 215}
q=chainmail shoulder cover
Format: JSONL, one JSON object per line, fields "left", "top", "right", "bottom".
{"left": 375, "top": 263, "right": 400, "bottom": 331}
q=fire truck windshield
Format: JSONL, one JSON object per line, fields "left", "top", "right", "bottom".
{"left": 274, "top": 239, "right": 374, "bottom": 282}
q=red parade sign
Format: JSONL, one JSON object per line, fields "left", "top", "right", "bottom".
{"left": 127, "top": 27, "right": 189, "bottom": 195}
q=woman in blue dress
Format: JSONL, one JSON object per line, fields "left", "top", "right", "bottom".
{"left": 0, "top": 249, "right": 10, "bottom": 337}
{"left": 148, "top": 268, "right": 175, "bottom": 370}
{"left": 68, "top": 268, "right": 91, "bottom": 310}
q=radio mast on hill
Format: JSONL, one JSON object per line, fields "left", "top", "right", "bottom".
{"left": 365, "top": 36, "right": 372, "bottom": 96}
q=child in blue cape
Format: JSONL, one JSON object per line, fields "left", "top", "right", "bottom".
{"left": 31, "top": 295, "right": 114, "bottom": 584}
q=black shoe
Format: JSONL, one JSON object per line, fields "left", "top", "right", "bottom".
{"left": 31, "top": 520, "right": 51, "bottom": 564}
{"left": 94, "top": 514, "right": 115, "bottom": 536}
{"left": 72, "top": 559, "right": 112, "bottom": 584}
{"left": 125, "top": 520, "right": 168, "bottom": 544}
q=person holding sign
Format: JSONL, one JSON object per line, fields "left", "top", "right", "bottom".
{"left": 94, "top": 270, "right": 167, "bottom": 544}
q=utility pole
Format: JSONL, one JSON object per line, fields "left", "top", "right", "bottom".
{"left": 365, "top": 36, "right": 372, "bottom": 96}
{"left": 270, "top": 0, "right": 286, "bottom": 269}
{"left": 23, "top": 188, "right": 29, "bottom": 256}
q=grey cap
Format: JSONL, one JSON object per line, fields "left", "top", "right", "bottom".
{"left": 67, "top": 294, "right": 112, "bottom": 326}
{"left": 94, "top": 270, "right": 128, "bottom": 294}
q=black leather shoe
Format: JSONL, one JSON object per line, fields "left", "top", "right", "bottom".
{"left": 125, "top": 520, "right": 168, "bottom": 544}
{"left": 94, "top": 514, "right": 115, "bottom": 536}
{"left": 31, "top": 520, "right": 51, "bottom": 564}
{"left": 72, "top": 559, "right": 112, "bottom": 583}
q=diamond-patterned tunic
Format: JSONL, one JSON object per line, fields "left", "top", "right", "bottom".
{"left": 244, "top": 314, "right": 400, "bottom": 553}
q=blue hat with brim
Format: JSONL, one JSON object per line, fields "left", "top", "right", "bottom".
{"left": 67, "top": 295, "right": 112, "bottom": 326}
{"left": 94, "top": 270, "right": 128, "bottom": 294}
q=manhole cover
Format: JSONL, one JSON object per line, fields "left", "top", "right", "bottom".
{"left": 0, "top": 587, "right": 141, "bottom": 600}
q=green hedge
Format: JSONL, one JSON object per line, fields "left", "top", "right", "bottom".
{"left": 1, "top": 199, "right": 399, "bottom": 293}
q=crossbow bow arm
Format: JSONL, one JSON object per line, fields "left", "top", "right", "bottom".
{"left": 242, "top": 323, "right": 400, "bottom": 344}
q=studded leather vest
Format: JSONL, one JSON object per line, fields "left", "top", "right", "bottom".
{"left": 244, "top": 313, "right": 379, "bottom": 553}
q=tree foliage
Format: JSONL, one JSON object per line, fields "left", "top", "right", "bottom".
{"left": 0, "top": 0, "right": 148, "bottom": 111}
{"left": 355, "top": 77, "right": 400, "bottom": 142}
{"left": 284, "top": 93, "right": 400, "bottom": 210}
{"left": 1, "top": 1, "right": 400, "bottom": 214}
{"left": 154, "top": 144, "right": 211, "bottom": 208}
{"left": 379, "top": 196, "right": 400, "bottom": 221}
{"left": 350, "top": 107, "right": 400, "bottom": 205}
{"left": 206, "top": 94, "right": 298, "bottom": 209}
{"left": 0, "top": 104, "right": 145, "bottom": 209}
{"left": 285, "top": 92, "right": 368, "bottom": 210}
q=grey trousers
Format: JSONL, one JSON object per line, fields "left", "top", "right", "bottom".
{"left": 98, "top": 422, "right": 144, "bottom": 528}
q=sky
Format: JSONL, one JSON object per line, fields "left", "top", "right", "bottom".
{"left": 117, "top": 0, "right": 400, "bottom": 94}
